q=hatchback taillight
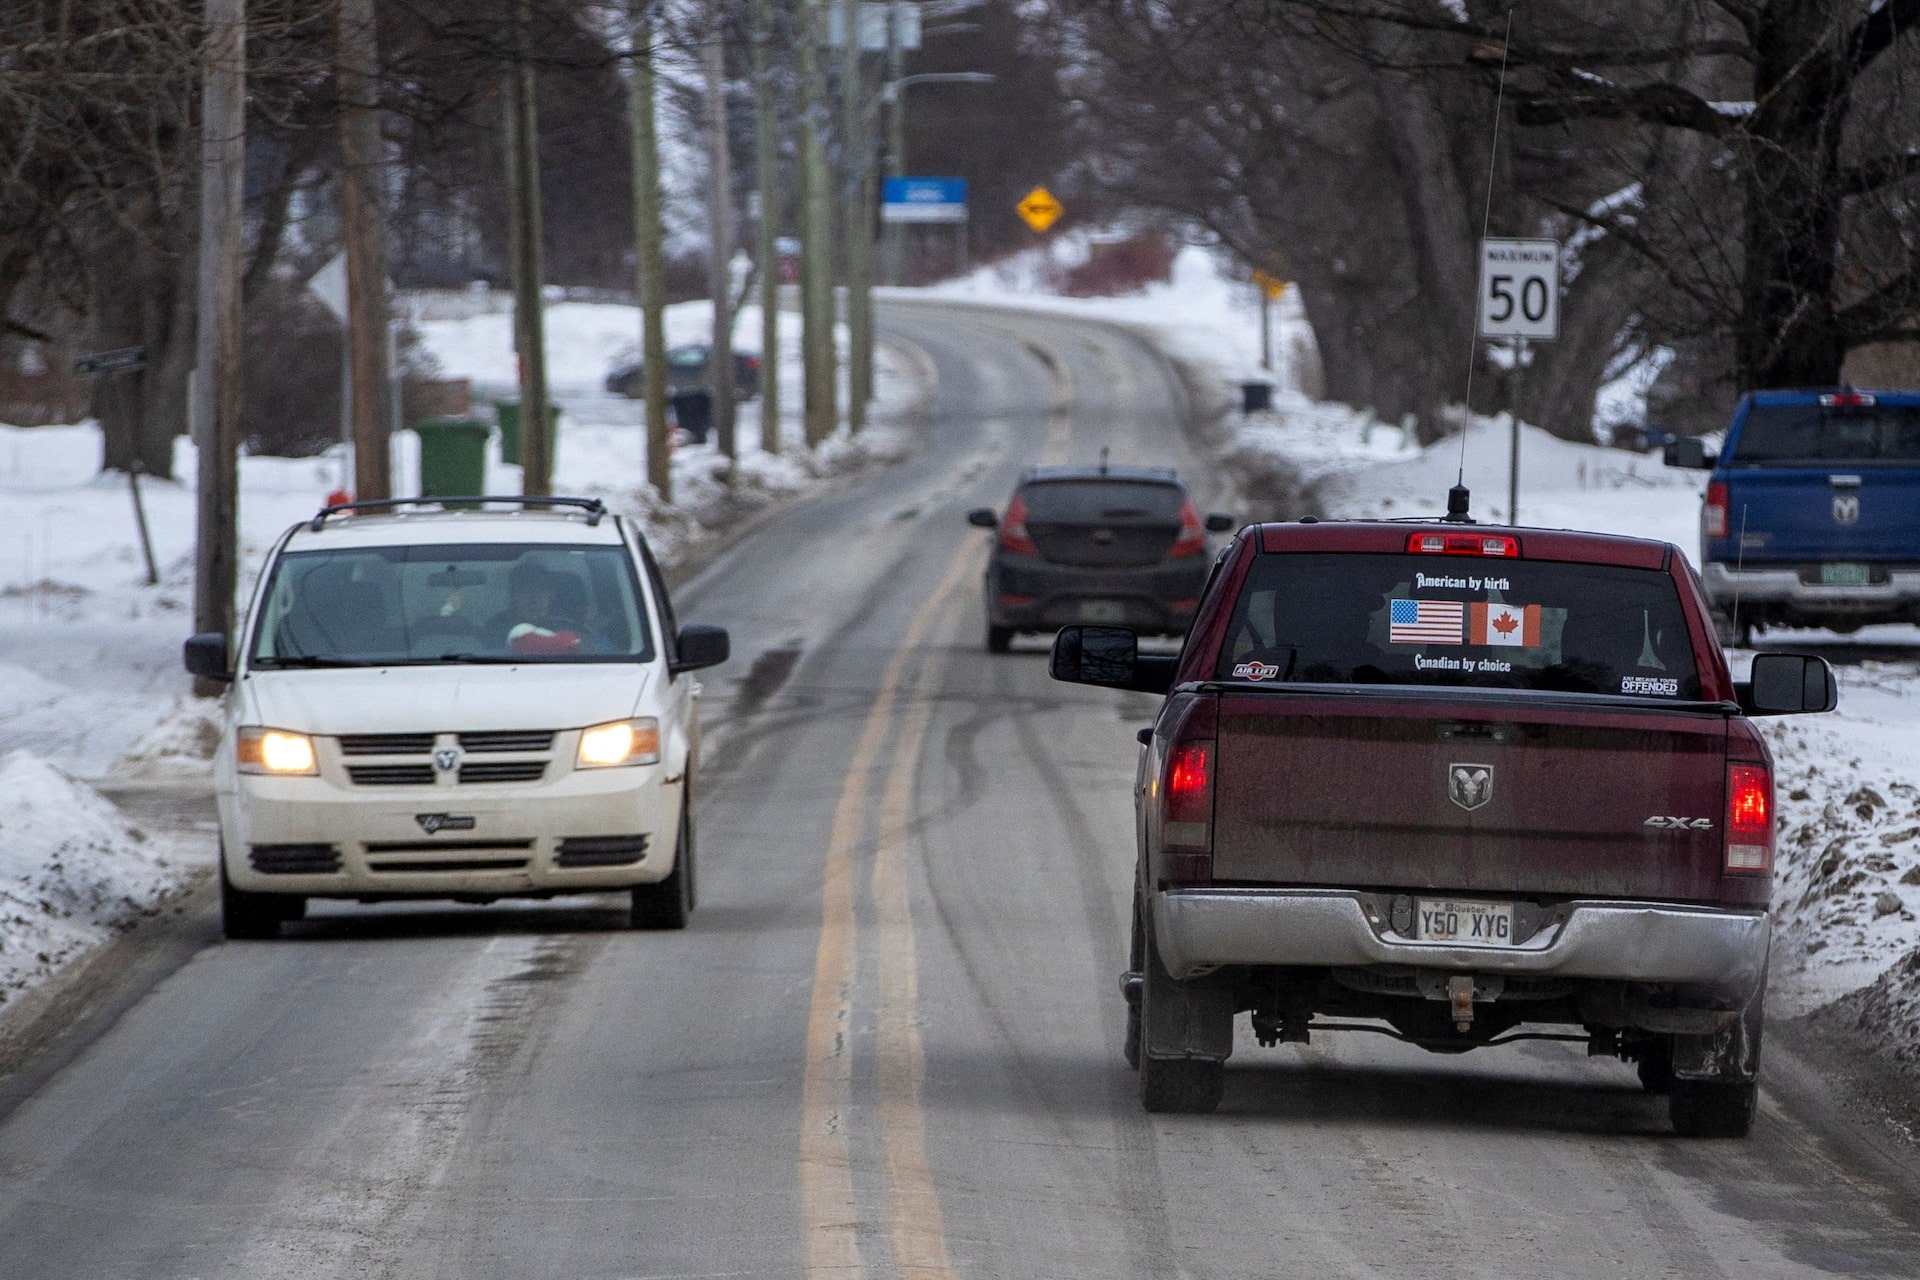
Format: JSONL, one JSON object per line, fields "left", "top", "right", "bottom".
{"left": 1725, "top": 763, "right": 1773, "bottom": 874}
{"left": 1169, "top": 500, "right": 1207, "bottom": 559}
{"left": 1705, "top": 482, "right": 1729, "bottom": 540}
{"left": 998, "top": 495, "right": 1038, "bottom": 556}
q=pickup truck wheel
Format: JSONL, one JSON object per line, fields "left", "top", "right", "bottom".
{"left": 1124, "top": 891, "right": 1145, "bottom": 1070}
{"left": 986, "top": 623, "right": 1014, "bottom": 654}
{"left": 1712, "top": 611, "right": 1753, "bottom": 648}
{"left": 1636, "top": 1044, "right": 1675, "bottom": 1094}
{"left": 1138, "top": 913, "right": 1226, "bottom": 1114}
{"left": 1669, "top": 1080, "right": 1757, "bottom": 1138}
{"left": 630, "top": 800, "right": 694, "bottom": 930}
{"left": 220, "top": 862, "right": 284, "bottom": 941}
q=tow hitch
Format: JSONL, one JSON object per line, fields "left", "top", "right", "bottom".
{"left": 1448, "top": 974, "right": 1476, "bottom": 1031}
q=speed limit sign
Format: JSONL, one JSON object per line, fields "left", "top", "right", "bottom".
{"left": 1478, "top": 238, "right": 1560, "bottom": 340}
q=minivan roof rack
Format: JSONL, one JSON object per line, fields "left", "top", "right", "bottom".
{"left": 308, "top": 495, "right": 606, "bottom": 531}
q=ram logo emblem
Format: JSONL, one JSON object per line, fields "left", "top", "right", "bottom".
{"left": 1448, "top": 763, "right": 1494, "bottom": 812}
{"left": 1833, "top": 494, "right": 1861, "bottom": 525}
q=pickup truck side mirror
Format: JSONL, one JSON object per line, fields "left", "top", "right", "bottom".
{"left": 1737, "top": 653, "right": 1837, "bottom": 715}
{"left": 966, "top": 508, "right": 999, "bottom": 529}
{"left": 1662, "top": 437, "right": 1716, "bottom": 470}
{"left": 183, "top": 633, "right": 233, "bottom": 683}
{"left": 1204, "top": 512, "right": 1236, "bottom": 533}
{"left": 1050, "top": 625, "right": 1177, "bottom": 695}
{"left": 672, "top": 623, "right": 730, "bottom": 673}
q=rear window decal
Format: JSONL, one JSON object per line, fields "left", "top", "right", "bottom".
{"left": 1233, "top": 660, "right": 1281, "bottom": 681}
{"left": 1469, "top": 602, "right": 1542, "bottom": 647}
{"left": 1621, "top": 675, "right": 1680, "bottom": 696}
{"left": 1389, "top": 599, "right": 1465, "bottom": 645}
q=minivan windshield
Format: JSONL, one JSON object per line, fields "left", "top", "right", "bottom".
{"left": 1217, "top": 553, "right": 1702, "bottom": 700}
{"left": 1730, "top": 403, "right": 1920, "bottom": 465}
{"left": 248, "top": 542, "right": 655, "bottom": 668}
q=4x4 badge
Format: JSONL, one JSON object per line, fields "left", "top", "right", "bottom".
{"left": 1448, "top": 763, "right": 1493, "bottom": 812}
{"left": 416, "top": 813, "right": 476, "bottom": 834}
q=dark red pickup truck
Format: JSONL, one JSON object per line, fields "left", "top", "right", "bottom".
{"left": 1052, "top": 515, "right": 1836, "bottom": 1135}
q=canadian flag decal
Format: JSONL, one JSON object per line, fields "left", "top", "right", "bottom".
{"left": 1470, "top": 602, "right": 1542, "bottom": 647}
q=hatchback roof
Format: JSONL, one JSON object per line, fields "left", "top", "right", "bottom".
{"left": 1019, "top": 464, "right": 1182, "bottom": 486}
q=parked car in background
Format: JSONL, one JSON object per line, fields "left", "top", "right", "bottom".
{"left": 966, "top": 464, "right": 1234, "bottom": 653}
{"left": 605, "top": 345, "right": 762, "bottom": 401}
{"left": 1666, "top": 388, "right": 1920, "bottom": 644}
{"left": 1051, "top": 511, "right": 1836, "bottom": 1131}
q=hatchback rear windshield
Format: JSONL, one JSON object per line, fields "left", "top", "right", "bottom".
{"left": 1730, "top": 403, "right": 1920, "bottom": 465}
{"left": 1216, "top": 553, "right": 1701, "bottom": 700}
{"left": 1019, "top": 480, "right": 1184, "bottom": 524}
{"left": 248, "top": 542, "right": 654, "bottom": 668}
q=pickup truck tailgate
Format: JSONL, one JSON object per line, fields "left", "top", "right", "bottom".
{"left": 1720, "top": 468, "right": 1920, "bottom": 561}
{"left": 1211, "top": 692, "right": 1731, "bottom": 902}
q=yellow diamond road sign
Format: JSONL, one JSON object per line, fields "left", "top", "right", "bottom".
{"left": 1017, "top": 186, "right": 1063, "bottom": 233}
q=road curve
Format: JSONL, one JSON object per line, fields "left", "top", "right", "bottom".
{"left": 0, "top": 302, "right": 1918, "bottom": 1279}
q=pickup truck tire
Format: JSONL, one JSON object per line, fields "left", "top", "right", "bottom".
{"left": 1711, "top": 610, "right": 1753, "bottom": 649}
{"left": 220, "top": 861, "right": 287, "bottom": 941}
{"left": 1635, "top": 1042, "right": 1675, "bottom": 1094}
{"left": 1124, "top": 893, "right": 1146, "bottom": 1070}
{"left": 1669, "top": 1080, "right": 1757, "bottom": 1138}
{"left": 630, "top": 800, "right": 694, "bottom": 930}
{"left": 1138, "top": 909, "right": 1228, "bottom": 1114}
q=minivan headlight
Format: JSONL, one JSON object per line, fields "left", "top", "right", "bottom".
{"left": 577, "top": 718, "right": 661, "bottom": 768}
{"left": 237, "top": 727, "right": 318, "bottom": 775}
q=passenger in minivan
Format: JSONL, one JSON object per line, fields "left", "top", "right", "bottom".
{"left": 495, "top": 563, "right": 583, "bottom": 655}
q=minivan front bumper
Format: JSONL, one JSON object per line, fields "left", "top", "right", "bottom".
{"left": 1152, "top": 887, "right": 1769, "bottom": 994}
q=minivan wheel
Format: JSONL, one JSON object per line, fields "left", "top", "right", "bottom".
{"left": 986, "top": 623, "right": 1014, "bottom": 654}
{"left": 630, "top": 800, "right": 694, "bottom": 930}
{"left": 220, "top": 861, "right": 285, "bottom": 941}
{"left": 1669, "top": 1080, "right": 1757, "bottom": 1138}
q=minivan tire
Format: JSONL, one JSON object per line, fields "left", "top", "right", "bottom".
{"left": 221, "top": 861, "right": 285, "bottom": 941}
{"left": 631, "top": 799, "right": 694, "bottom": 930}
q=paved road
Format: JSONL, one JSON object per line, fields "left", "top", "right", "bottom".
{"left": 3, "top": 303, "right": 1920, "bottom": 1279}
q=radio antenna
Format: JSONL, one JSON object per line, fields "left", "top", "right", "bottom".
{"left": 1457, "top": 8, "right": 1515, "bottom": 495}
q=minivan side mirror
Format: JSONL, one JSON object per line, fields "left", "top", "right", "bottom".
{"left": 184, "top": 633, "right": 233, "bottom": 683}
{"left": 1662, "top": 437, "right": 1715, "bottom": 470}
{"left": 1204, "top": 512, "right": 1236, "bottom": 533}
{"left": 966, "top": 508, "right": 999, "bottom": 529}
{"left": 1050, "top": 625, "right": 1177, "bottom": 695}
{"left": 1737, "top": 652, "right": 1837, "bottom": 715}
{"left": 673, "top": 624, "right": 730, "bottom": 673}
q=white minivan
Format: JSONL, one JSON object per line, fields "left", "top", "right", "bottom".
{"left": 184, "top": 496, "right": 729, "bottom": 939}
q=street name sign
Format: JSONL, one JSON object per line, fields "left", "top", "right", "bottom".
{"left": 882, "top": 177, "right": 968, "bottom": 224}
{"left": 1477, "top": 238, "right": 1560, "bottom": 340}
{"left": 1017, "top": 187, "right": 1063, "bottom": 233}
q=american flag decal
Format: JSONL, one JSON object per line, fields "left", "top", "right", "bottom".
{"left": 1389, "top": 599, "right": 1464, "bottom": 645}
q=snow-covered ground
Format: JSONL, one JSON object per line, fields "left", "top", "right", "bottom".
{"left": 931, "top": 237, "right": 1920, "bottom": 1076}
{"left": 0, "top": 292, "right": 923, "bottom": 1012}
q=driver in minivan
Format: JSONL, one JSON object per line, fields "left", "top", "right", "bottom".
{"left": 496, "top": 563, "right": 582, "bottom": 655}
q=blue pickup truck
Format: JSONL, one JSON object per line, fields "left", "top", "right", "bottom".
{"left": 1666, "top": 388, "right": 1920, "bottom": 645}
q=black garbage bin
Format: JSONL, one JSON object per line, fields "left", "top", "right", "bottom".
{"left": 1240, "top": 381, "right": 1274, "bottom": 414}
{"left": 671, "top": 389, "right": 713, "bottom": 443}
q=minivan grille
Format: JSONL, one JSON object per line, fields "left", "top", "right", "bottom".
{"left": 459, "top": 761, "right": 547, "bottom": 784}
{"left": 555, "top": 834, "right": 650, "bottom": 867}
{"left": 249, "top": 843, "right": 342, "bottom": 874}
{"left": 347, "top": 764, "right": 437, "bottom": 786}
{"left": 459, "top": 731, "right": 555, "bottom": 753}
{"left": 338, "top": 733, "right": 437, "bottom": 756}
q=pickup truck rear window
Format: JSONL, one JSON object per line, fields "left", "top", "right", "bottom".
{"left": 1730, "top": 403, "right": 1920, "bottom": 465}
{"left": 1216, "top": 553, "right": 1701, "bottom": 699}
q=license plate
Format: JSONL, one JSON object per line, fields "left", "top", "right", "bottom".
{"left": 1079, "top": 600, "right": 1125, "bottom": 622}
{"left": 1415, "top": 898, "right": 1515, "bottom": 946}
{"left": 1820, "top": 562, "right": 1870, "bottom": 587}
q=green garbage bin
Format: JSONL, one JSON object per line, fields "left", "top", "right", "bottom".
{"left": 494, "top": 400, "right": 562, "bottom": 468}
{"left": 413, "top": 417, "right": 489, "bottom": 501}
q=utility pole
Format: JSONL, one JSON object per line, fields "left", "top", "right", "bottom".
{"left": 628, "top": 1, "right": 672, "bottom": 501}
{"left": 505, "top": 0, "right": 552, "bottom": 495}
{"left": 339, "top": 0, "right": 391, "bottom": 500}
{"left": 194, "top": 0, "right": 245, "bottom": 685}
{"left": 751, "top": 0, "right": 780, "bottom": 454}
{"left": 797, "top": 0, "right": 837, "bottom": 445}
{"left": 839, "top": 0, "right": 871, "bottom": 432}
{"left": 884, "top": 2, "right": 907, "bottom": 286}
{"left": 702, "top": 0, "right": 737, "bottom": 461}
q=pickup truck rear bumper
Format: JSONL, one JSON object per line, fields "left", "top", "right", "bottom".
{"left": 1152, "top": 888, "right": 1768, "bottom": 993}
{"left": 1701, "top": 562, "right": 1920, "bottom": 614}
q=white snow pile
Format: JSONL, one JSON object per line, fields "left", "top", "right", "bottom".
{"left": 0, "top": 751, "right": 198, "bottom": 1006}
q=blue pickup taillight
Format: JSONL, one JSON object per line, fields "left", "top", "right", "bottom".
{"left": 1704, "top": 482, "right": 1729, "bottom": 539}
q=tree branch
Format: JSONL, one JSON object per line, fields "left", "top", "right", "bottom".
{"left": 1511, "top": 82, "right": 1733, "bottom": 137}
{"left": 1838, "top": 150, "right": 1920, "bottom": 196}
{"left": 1850, "top": 0, "right": 1920, "bottom": 70}
{"left": 1836, "top": 268, "right": 1920, "bottom": 343}
{"left": 1540, "top": 197, "right": 1725, "bottom": 315}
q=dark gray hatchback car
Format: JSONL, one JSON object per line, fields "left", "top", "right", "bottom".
{"left": 967, "top": 465, "right": 1233, "bottom": 652}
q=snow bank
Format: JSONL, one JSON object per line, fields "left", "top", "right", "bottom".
{"left": 0, "top": 751, "right": 199, "bottom": 1006}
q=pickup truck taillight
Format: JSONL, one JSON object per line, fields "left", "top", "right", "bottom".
{"left": 1160, "top": 704, "right": 1217, "bottom": 882}
{"left": 1704, "top": 482, "right": 1729, "bottom": 539}
{"left": 1725, "top": 763, "right": 1773, "bottom": 875}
